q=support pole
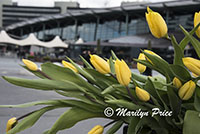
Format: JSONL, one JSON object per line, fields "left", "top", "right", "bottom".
{"left": 125, "top": 13, "right": 129, "bottom": 35}
{"left": 74, "top": 19, "right": 78, "bottom": 40}
{"left": 42, "top": 23, "right": 46, "bottom": 41}
{"left": 94, "top": 17, "right": 100, "bottom": 41}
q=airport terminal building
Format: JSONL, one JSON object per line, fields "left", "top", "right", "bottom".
{"left": 0, "top": 0, "right": 200, "bottom": 62}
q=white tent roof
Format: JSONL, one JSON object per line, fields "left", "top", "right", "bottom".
{"left": 75, "top": 38, "right": 84, "bottom": 44}
{"left": 0, "top": 30, "right": 68, "bottom": 48}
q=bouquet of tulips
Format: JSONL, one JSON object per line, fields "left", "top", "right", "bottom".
{"left": 2, "top": 7, "right": 200, "bottom": 134}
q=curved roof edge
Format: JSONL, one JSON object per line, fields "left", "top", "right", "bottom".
{"left": 5, "top": 0, "right": 200, "bottom": 31}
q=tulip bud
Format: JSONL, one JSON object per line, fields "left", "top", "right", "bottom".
{"left": 135, "top": 86, "right": 150, "bottom": 102}
{"left": 183, "top": 57, "right": 200, "bottom": 76}
{"left": 194, "top": 11, "right": 200, "bottom": 38}
{"left": 137, "top": 53, "right": 146, "bottom": 73}
{"left": 115, "top": 59, "right": 131, "bottom": 86}
{"left": 6, "top": 117, "right": 18, "bottom": 132}
{"left": 192, "top": 72, "right": 198, "bottom": 78}
{"left": 144, "top": 50, "right": 161, "bottom": 64}
{"left": 62, "top": 60, "right": 78, "bottom": 73}
{"left": 88, "top": 125, "right": 104, "bottom": 134}
{"left": 178, "top": 80, "right": 196, "bottom": 100}
{"left": 22, "top": 59, "right": 38, "bottom": 71}
{"left": 173, "top": 77, "right": 182, "bottom": 89}
{"left": 90, "top": 54, "right": 110, "bottom": 74}
{"left": 145, "top": 7, "right": 168, "bottom": 38}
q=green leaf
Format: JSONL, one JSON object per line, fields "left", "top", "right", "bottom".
{"left": 142, "top": 50, "right": 173, "bottom": 79}
{"left": 134, "top": 59, "right": 165, "bottom": 76}
{"left": 46, "top": 107, "right": 103, "bottom": 134}
{"left": 183, "top": 110, "right": 200, "bottom": 134}
{"left": 84, "top": 68, "right": 118, "bottom": 89}
{"left": 106, "top": 120, "right": 123, "bottom": 134}
{"left": 171, "top": 35, "right": 184, "bottom": 66}
{"left": 132, "top": 72, "right": 147, "bottom": 83}
{"left": 55, "top": 91, "right": 94, "bottom": 105}
{"left": 180, "top": 25, "right": 200, "bottom": 58}
{"left": 179, "top": 23, "right": 200, "bottom": 50}
{"left": 79, "top": 55, "right": 93, "bottom": 69}
{"left": 21, "top": 65, "right": 46, "bottom": 79}
{"left": 41, "top": 62, "right": 82, "bottom": 84}
{"left": 127, "top": 117, "right": 140, "bottom": 134}
{"left": 106, "top": 99, "right": 146, "bottom": 110}
{"left": 194, "top": 86, "right": 200, "bottom": 111}
{"left": 111, "top": 50, "right": 118, "bottom": 60}
{"left": 145, "top": 77, "right": 168, "bottom": 110}
{"left": 135, "top": 117, "right": 168, "bottom": 134}
{"left": 167, "top": 87, "right": 181, "bottom": 117}
{"left": 102, "top": 85, "right": 116, "bottom": 95}
{"left": 0, "top": 100, "right": 67, "bottom": 108}
{"left": 109, "top": 57, "right": 115, "bottom": 74}
{"left": 67, "top": 57, "right": 96, "bottom": 84}
{"left": 2, "top": 76, "right": 87, "bottom": 93}
{"left": 59, "top": 99, "right": 104, "bottom": 113}
{"left": 7, "top": 106, "right": 58, "bottom": 134}
{"left": 41, "top": 62, "right": 102, "bottom": 95}
{"left": 170, "top": 64, "right": 191, "bottom": 82}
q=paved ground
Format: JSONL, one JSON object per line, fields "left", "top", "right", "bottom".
{"left": 0, "top": 57, "right": 120, "bottom": 134}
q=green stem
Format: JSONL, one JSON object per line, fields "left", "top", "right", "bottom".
{"left": 37, "top": 70, "right": 52, "bottom": 80}
{"left": 126, "top": 86, "right": 138, "bottom": 105}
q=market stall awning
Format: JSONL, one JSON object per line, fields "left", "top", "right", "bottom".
{"left": 0, "top": 30, "right": 68, "bottom": 48}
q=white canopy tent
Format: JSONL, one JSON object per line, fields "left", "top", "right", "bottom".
{"left": 75, "top": 38, "right": 84, "bottom": 44}
{"left": 0, "top": 30, "right": 68, "bottom": 48}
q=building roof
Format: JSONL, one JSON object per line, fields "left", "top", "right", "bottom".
{"left": 5, "top": 0, "right": 200, "bottom": 33}
{"left": 74, "top": 32, "right": 185, "bottom": 48}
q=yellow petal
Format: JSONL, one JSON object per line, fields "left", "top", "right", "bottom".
{"left": 194, "top": 11, "right": 200, "bottom": 38}
{"left": 178, "top": 80, "right": 196, "bottom": 100}
{"left": 173, "top": 77, "right": 182, "bottom": 89}
{"left": 146, "top": 7, "right": 168, "bottom": 38}
{"left": 22, "top": 59, "right": 38, "bottom": 71}
{"left": 115, "top": 59, "right": 124, "bottom": 85}
{"left": 137, "top": 53, "right": 146, "bottom": 73}
{"left": 135, "top": 87, "right": 150, "bottom": 102}
{"left": 183, "top": 57, "right": 200, "bottom": 76}
{"left": 62, "top": 60, "right": 78, "bottom": 73}
{"left": 90, "top": 55, "right": 110, "bottom": 74}
{"left": 120, "top": 60, "right": 131, "bottom": 86}
{"left": 88, "top": 125, "right": 104, "bottom": 134}
{"left": 6, "top": 117, "right": 17, "bottom": 132}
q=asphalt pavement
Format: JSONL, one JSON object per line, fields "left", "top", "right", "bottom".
{"left": 0, "top": 57, "right": 120, "bottom": 134}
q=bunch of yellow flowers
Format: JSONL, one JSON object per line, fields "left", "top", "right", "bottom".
{"left": 2, "top": 7, "right": 200, "bottom": 134}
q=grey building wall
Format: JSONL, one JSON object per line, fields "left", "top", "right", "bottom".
{"left": 55, "top": 2, "right": 79, "bottom": 14}
{"left": 0, "top": 0, "right": 12, "bottom": 28}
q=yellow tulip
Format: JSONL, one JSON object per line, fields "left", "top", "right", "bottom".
{"left": 192, "top": 72, "right": 198, "bottom": 78}
{"left": 62, "top": 60, "right": 78, "bottom": 73}
{"left": 145, "top": 7, "right": 168, "bottom": 38}
{"left": 6, "top": 117, "right": 18, "bottom": 132}
{"left": 115, "top": 59, "right": 131, "bottom": 86}
{"left": 178, "top": 80, "right": 196, "bottom": 100}
{"left": 22, "top": 59, "right": 38, "bottom": 71}
{"left": 194, "top": 11, "right": 200, "bottom": 38}
{"left": 137, "top": 53, "right": 146, "bottom": 73}
{"left": 173, "top": 77, "right": 182, "bottom": 89}
{"left": 144, "top": 50, "right": 161, "bottom": 64}
{"left": 183, "top": 57, "right": 200, "bottom": 76}
{"left": 135, "top": 86, "right": 150, "bottom": 102}
{"left": 88, "top": 125, "right": 104, "bottom": 134}
{"left": 90, "top": 54, "right": 110, "bottom": 74}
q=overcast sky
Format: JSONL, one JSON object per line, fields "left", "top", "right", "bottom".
{"left": 12, "top": 0, "right": 173, "bottom": 8}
